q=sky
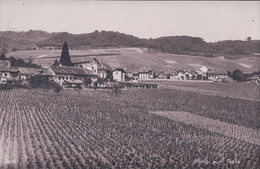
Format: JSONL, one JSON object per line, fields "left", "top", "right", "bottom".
{"left": 0, "top": 0, "right": 259, "bottom": 42}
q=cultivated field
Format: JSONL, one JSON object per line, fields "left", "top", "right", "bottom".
{"left": 0, "top": 88, "right": 259, "bottom": 168}
{"left": 6, "top": 48, "right": 260, "bottom": 73}
{"left": 140, "top": 79, "right": 260, "bottom": 101}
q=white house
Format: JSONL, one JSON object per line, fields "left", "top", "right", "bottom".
{"left": 138, "top": 67, "right": 153, "bottom": 80}
{"left": 195, "top": 66, "right": 208, "bottom": 79}
{"left": 0, "top": 60, "right": 19, "bottom": 84}
{"left": 112, "top": 68, "right": 125, "bottom": 82}
{"left": 176, "top": 69, "right": 196, "bottom": 80}
{"left": 73, "top": 58, "right": 109, "bottom": 79}
{"left": 207, "top": 69, "right": 228, "bottom": 81}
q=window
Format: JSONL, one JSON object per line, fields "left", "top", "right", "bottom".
{"left": 4, "top": 73, "right": 7, "bottom": 77}
{"left": 59, "top": 76, "right": 61, "bottom": 80}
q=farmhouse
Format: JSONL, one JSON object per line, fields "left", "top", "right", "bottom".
{"left": 207, "top": 69, "right": 228, "bottom": 81}
{"left": 112, "top": 68, "right": 125, "bottom": 82}
{"left": 47, "top": 65, "right": 97, "bottom": 87}
{"left": 0, "top": 60, "right": 19, "bottom": 84}
{"left": 176, "top": 69, "right": 198, "bottom": 80}
{"left": 73, "top": 58, "right": 109, "bottom": 79}
{"left": 139, "top": 67, "right": 153, "bottom": 80}
{"left": 19, "top": 68, "right": 42, "bottom": 81}
{"left": 196, "top": 66, "right": 208, "bottom": 79}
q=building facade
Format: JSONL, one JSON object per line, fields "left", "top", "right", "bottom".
{"left": 48, "top": 65, "right": 97, "bottom": 87}
{"left": 112, "top": 68, "right": 125, "bottom": 82}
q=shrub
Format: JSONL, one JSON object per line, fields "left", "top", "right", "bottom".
{"left": 29, "top": 75, "right": 62, "bottom": 92}
{"left": 54, "top": 85, "right": 62, "bottom": 93}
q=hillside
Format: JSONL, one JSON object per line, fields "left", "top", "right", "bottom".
{"left": 8, "top": 47, "right": 260, "bottom": 73}
{"left": 37, "top": 31, "right": 260, "bottom": 58}
{"left": 0, "top": 30, "right": 55, "bottom": 52}
{"left": 1, "top": 30, "right": 260, "bottom": 59}
{"left": 36, "top": 31, "right": 144, "bottom": 48}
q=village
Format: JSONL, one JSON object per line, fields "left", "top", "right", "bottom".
{"left": 0, "top": 42, "right": 259, "bottom": 90}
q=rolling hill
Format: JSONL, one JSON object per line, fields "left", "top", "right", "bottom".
{"left": 1, "top": 30, "right": 259, "bottom": 59}
{"left": 7, "top": 47, "right": 260, "bottom": 73}
{"left": 0, "top": 30, "right": 55, "bottom": 51}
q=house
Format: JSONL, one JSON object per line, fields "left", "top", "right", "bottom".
{"left": 176, "top": 69, "right": 199, "bottom": 80}
{"left": 47, "top": 65, "right": 97, "bottom": 87}
{"left": 0, "top": 60, "right": 19, "bottom": 84}
{"left": 125, "top": 70, "right": 133, "bottom": 78}
{"left": 0, "top": 67, "right": 19, "bottom": 84}
{"left": 196, "top": 66, "right": 208, "bottom": 79}
{"left": 246, "top": 75, "right": 260, "bottom": 85}
{"left": 73, "top": 58, "right": 109, "bottom": 79}
{"left": 32, "top": 46, "right": 39, "bottom": 50}
{"left": 139, "top": 67, "right": 153, "bottom": 80}
{"left": 207, "top": 69, "right": 228, "bottom": 81}
{"left": 112, "top": 68, "right": 125, "bottom": 82}
{"left": 199, "top": 66, "right": 208, "bottom": 74}
{"left": 19, "top": 68, "right": 42, "bottom": 81}
{"left": 163, "top": 65, "right": 174, "bottom": 72}
{"left": 176, "top": 70, "right": 186, "bottom": 80}
{"left": 132, "top": 71, "right": 139, "bottom": 80}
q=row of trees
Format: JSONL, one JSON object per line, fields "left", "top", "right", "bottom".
{"left": 37, "top": 31, "right": 260, "bottom": 57}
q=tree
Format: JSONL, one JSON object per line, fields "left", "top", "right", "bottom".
{"left": 29, "top": 56, "right": 33, "bottom": 65}
{"left": 232, "top": 69, "right": 246, "bottom": 82}
{"left": 53, "top": 59, "right": 59, "bottom": 66}
{"left": 247, "top": 37, "right": 252, "bottom": 41}
{"left": 0, "top": 53, "right": 6, "bottom": 60}
{"left": 59, "top": 41, "right": 72, "bottom": 66}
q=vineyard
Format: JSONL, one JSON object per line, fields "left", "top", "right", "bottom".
{"left": 0, "top": 89, "right": 259, "bottom": 168}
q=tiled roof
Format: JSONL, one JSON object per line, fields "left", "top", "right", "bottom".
{"left": 19, "top": 68, "right": 42, "bottom": 75}
{"left": 208, "top": 69, "right": 227, "bottom": 75}
{"left": 0, "top": 67, "right": 19, "bottom": 72}
{"left": 50, "top": 66, "right": 96, "bottom": 76}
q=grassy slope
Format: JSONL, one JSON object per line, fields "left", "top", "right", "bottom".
{"left": 6, "top": 48, "right": 260, "bottom": 73}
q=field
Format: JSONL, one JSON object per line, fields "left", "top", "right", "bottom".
{"left": 139, "top": 79, "right": 260, "bottom": 101}
{"left": 6, "top": 48, "right": 260, "bottom": 73}
{"left": 0, "top": 88, "right": 259, "bottom": 168}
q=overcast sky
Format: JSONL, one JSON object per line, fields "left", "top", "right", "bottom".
{"left": 0, "top": 0, "right": 259, "bottom": 42}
